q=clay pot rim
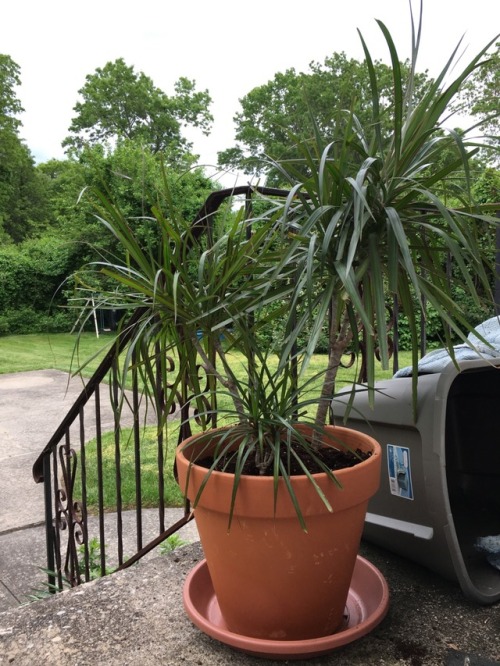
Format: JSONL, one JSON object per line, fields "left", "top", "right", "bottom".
{"left": 177, "top": 423, "right": 381, "bottom": 482}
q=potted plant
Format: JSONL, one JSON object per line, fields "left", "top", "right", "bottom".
{"left": 79, "top": 5, "right": 498, "bottom": 656}
{"left": 84, "top": 176, "right": 385, "bottom": 651}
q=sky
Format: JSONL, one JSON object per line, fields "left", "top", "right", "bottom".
{"left": 1, "top": 0, "right": 499, "bottom": 186}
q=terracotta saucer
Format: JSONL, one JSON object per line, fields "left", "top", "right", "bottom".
{"left": 183, "top": 555, "right": 389, "bottom": 660}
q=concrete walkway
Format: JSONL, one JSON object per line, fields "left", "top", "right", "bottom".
{"left": 1, "top": 370, "right": 500, "bottom": 664}
{"left": 0, "top": 368, "right": 162, "bottom": 533}
{"left": 0, "top": 370, "right": 71, "bottom": 533}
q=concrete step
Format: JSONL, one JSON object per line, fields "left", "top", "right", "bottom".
{"left": 1, "top": 540, "right": 500, "bottom": 666}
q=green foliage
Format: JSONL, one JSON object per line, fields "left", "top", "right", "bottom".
{"left": 397, "top": 304, "right": 453, "bottom": 351}
{"left": 453, "top": 41, "right": 500, "bottom": 159}
{"left": 0, "top": 136, "right": 50, "bottom": 243}
{"left": 26, "top": 540, "right": 114, "bottom": 601}
{"left": 78, "top": 538, "right": 114, "bottom": 580}
{"left": 158, "top": 534, "right": 189, "bottom": 554}
{"left": 0, "top": 143, "right": 218, "bottom": 335}
{"left": 74, "top": 427, "right": 184, "bottom": 511}
{"left": 378, "top": 167, "right": 500, "bottom": 352}
{"left": 67, "top": 143, "right": 218, "bottom": 306}
{"left": 0, "top": 55, "right": 52, "bottom": 243}
{"left": 473, "top": 167, "right": 500, "bottom": 204}
{"left": 40, "top": 143, "right": 217, "bottom": 262}
{"left": 218, "top": 51, "right": 430, "bottom": 184}
{"left": 0, "top": 54, "right": 23, "bottom": 132}
{"left": 37, "top": 158, "right": 89, "bottom": 230}
{"left": 74, "top": 178, "right": 331, "bottom": 526}
{"left": 73, "top": 7, "right": 500, "bottom": 527}
{"left": 0, "top": 236, "right": 77, "bottom": 334}
{"left": 264, "top": 8, "right": 499, "bottom": 425}
{"left": 0, "top": 308, "right": 73, "bottom": 336}
{"left": 63, "top": 58, "right": 213, "bottom": 164}
{"left": 24, "top": 568, "right": 71, "bottom": 603}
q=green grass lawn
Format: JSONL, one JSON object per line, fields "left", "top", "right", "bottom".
{"left": 0, "top": 332, "right": 117, "bottom": 375}
{"left": 77, "top": 427, "right": 185, "bottom": 511}
{"left": 0, "top": 331, "right": 411, "bottom": 380}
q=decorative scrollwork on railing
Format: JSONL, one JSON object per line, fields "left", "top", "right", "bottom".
{"left": 339, "top": 305, "right": 396, "bottom": 383}
{"left": 56, "top": 443, "right": 88, "bottom": 586}
{"left": 55, "top": 445, "right": 74, "bottom": 531}
{"left": 191, "top": 362, "right": 216, "bottom": 428}
{"left": 175, "top": 362, "right": 216, "bottom": 438}
{"left": 160, "top": 355, "right": 178, "bottom": 417}
{"left": 340, "top": 351, "right": 357, "bottom": 371}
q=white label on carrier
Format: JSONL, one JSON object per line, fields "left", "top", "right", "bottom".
{"left": 387, "top": 444, "right": 414, "bottom": 500}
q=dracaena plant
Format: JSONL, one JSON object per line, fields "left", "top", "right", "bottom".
{"left": 272, "top": 2, "right": 499, "bottom": 426}
{"left": 75, "top": 180, "right": 342, "bottom": 527}
{"left": 78, "top": 181, "right": 298, "bottom": 414}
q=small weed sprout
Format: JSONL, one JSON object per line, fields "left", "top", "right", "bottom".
{"left": 159, "top": 534, "right": 189, "bottom": 554}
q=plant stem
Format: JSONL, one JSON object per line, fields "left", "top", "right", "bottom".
{"left": 193, "top": 336, "right": 246, "bottom": 422}
{"left": 313, "top": 300, "right": 353, "bottom": 444}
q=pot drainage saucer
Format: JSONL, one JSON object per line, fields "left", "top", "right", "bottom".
{"left": 183, "top": 555, "right": 389, "bottom": 660}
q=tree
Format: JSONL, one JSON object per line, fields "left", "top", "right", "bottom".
{"left": 0, "top": 234, "right": 78, "bottom": 334}
{"left": 63, "top": 58, "right": 213, "bottom": 163}
{"left": 40, "top": 141, "right": 218, "bottom": 256}
{"left": 0, "top": 54, "right": 50, "bottom": 243}
{"left": 0, "top": 135, "right": 50, "bottom": 242}
{"left": 453, "top": 41, "right": 500, "bottom": 159}
{"left": 37, "top": 141, "right": 218, "bottom": 293}
{"left": 0, "top": 141, "right": 219, "bottom": 335}
{"left": 218, "top": 52, "right": 430, "bottom": 184}
{"left": 0, "top": 54, "right": 23, "bottom": 132}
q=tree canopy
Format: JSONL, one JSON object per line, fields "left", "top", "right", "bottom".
{"left": 0, "top": 54, "right": 50, "bottom": 243}
{"left": 0, "top": 54, "right": 23, "bottom": 132}
{"left": 218, "top": 52, "right": 430, "bottom": 184}
{"left": 0, "top": 41, "right": 499, "bottom": 338}
{"left": 454, "top": 40, "right": 500, "bottom": 157}
{"left": 63, "top": 58, "right": 214, "bottom": 163}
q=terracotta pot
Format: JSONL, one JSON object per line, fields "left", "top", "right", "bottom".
{"left": 176, "top": 424, "right": 382, "bottom": 641}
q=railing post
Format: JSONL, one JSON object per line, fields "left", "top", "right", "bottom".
{"left": 42, "top": 454, "right": 56, "bottom": 592}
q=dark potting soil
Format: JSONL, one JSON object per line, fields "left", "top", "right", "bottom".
{"left": 196, "top": 442, "right": 371, "bottom": 477}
